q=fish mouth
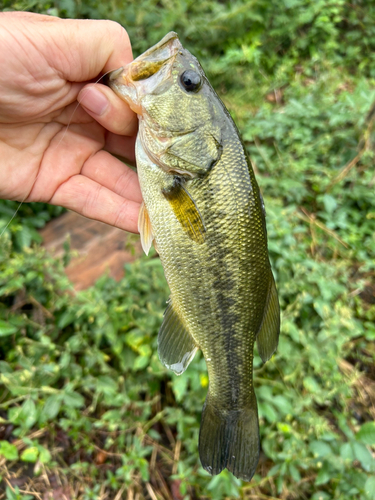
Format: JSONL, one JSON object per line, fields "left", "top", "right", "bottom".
{"left": 108, "top": 67, "right": 124, "bottom": 81}
{"left": 108, "top": 32, "right": 181, "bottom": 114}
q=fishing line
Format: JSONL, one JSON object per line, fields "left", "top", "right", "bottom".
{"left": 0, "top": 196, "right": 28, "bottom": 237}
{"left": 54, "top": 69, "right": 115, "bottom": 149}
{"left": 0, "top": 68, "right": 117, "bottom": 238}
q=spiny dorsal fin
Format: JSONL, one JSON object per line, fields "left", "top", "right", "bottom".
{"left": 158, "top": 299, "right": 198, "bottom": 375}
{"left": 138, "top": 201, "right": 154, "bottom": 255}
{"left": 162, "top": 181, "right": 206, "bottom": 244}
{"left": 256, "top": 275, "right": 280, "bottom": 362}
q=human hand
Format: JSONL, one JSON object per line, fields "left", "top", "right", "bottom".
{"left": 0, "top": 12, "right": 142, "bottom": 233}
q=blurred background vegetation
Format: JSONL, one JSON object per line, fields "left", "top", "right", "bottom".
{"left": 0, "top": 0, "right": 375, "bottom": 499}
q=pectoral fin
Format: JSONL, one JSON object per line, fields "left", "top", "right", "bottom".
{"left": 138, "top": 202, "right": 153, "bottom": 255}
{"left": 158, "top": 299, "right": 198, "bottom": 375}
{"left": 256, "top": 275, "right": 280, "bottom": 362}
{"left": 162, "top": 181, "right": 206, "bottom": 244}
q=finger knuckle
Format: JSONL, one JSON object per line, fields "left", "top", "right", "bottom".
{"left": 105, "top": 20, "right": 130, "bottom": 48}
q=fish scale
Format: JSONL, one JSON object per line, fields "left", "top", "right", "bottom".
{"left": 109, "top": 31, "right": 280, "bottom": 481}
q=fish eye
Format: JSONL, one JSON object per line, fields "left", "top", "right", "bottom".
{"left": 180, "top": 70, "right": 201, "bottom": 92}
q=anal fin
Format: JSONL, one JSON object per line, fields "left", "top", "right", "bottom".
{"left": 158, "top": 299, "right": 198, "bottom": 375}
{"left": 256, "top": 275, "right": 280, "bottom": 362}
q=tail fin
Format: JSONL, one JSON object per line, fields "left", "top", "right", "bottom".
{"left": 199, "top": 393, "right": 260, "bottom": 481}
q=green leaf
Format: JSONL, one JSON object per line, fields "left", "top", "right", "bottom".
{"left": 259, "top": 403, "right": 277, "bottom": 423}
{"left": 277, "top": 422, "right": 292, "bottom": 434}
{"left": 57, "top": 310, "right": 76, "bottom": 329}
{"left": 0, "top": 320, "right": 17, "bottom": 337}
{"left": 138, "top": 458, "right": 149, "bottom": 481}
{"left": 21, "top": 447, "right": 39, "bottom": 463}
{"left": 357, "top": 422, "right": 375, "bottom": 446}
{"left": 38, "top": 446, "right": 51, "bottom": 464}
{"left": 0, "top": 361, "right": 12, "bottom": 374}
{"left": 365, "top": 476, "right": 375, "bottom": 500}
{"left": 310, "top": 441, "right": 332, "bottom": 458}
{"left": 14, "top": 226, "right": 33, "bottom": 249}
{"left": 340, "top": 443, "right": 354, "bottom": 461}
{"left": 311, "top": 492, "right": 331, "bottom": 500}
{"left": 322, "top": 194, "right": 337, "bottom": 214}
{"left": 22, "top": 399, "right": 37, "bottom": 429}
{"left": 315, "top": 462, "right": 331, "bottom": 486}
{"left": 63, "top": 391, "right": 85, "bottom": 409}
{"left": 43, "top": 395, "right": 62, "bottom": 420}
{"left": 303, "top": 376, "right": 321, "bottom": 394}
{"left": 353, "top": 442, "right": 374, "bottom": 472}
{"left": 133, "top": 355, "right": 149, "bottom": 371}
{"left": 268, "top": 464, "right": 280, "bottom": 476}
{"left": 172, "top": 375, "right": 189, "bottom": 403}
{"left": 289, "top": 464, "right": 301, "bottom": 482}
{"left": 273, "top": 395, "right": 293, "bottom": 415}
{"left": 0, "top": 441, "right": 18, "bottom": 461}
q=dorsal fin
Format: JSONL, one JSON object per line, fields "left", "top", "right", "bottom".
{"left": 256, "top": 275, "right": 280, "bottom": 362}
{"left": 158, "top": 299, "right": 198, "bottom": 375}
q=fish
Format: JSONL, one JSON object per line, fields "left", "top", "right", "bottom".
{"left": 108, "top": 32, "right": 280, "bottom": 482}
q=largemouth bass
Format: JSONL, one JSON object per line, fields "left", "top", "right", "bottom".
{"left": 108, "top": 33, "right": 280, "bottom": 481}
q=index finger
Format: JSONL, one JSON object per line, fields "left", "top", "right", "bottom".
{"left": 9, "top": 12, "right": 133, "bottom": 81}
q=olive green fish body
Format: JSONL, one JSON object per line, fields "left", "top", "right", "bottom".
{"left": 109, "top": 33, "right": 280, "bottom": 481}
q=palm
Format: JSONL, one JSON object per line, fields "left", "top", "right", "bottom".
{"left": 0, "top": 12, "right": 141, "bottom": 233}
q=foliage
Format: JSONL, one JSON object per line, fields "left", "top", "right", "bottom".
{"left": 0, "top": 0, "right": 375, "bottom": 499}
{"left": 0, "top": 202, "right": 65, "bottom": 252}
